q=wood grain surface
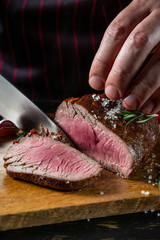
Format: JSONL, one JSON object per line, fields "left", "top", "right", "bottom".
{"left": 0, "top": 134, "right": 160, "bottom": 231}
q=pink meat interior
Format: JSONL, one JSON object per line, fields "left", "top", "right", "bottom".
{"left": 56, "top": 110, "right": 134, "bottom": 177}
{"left": 5, "top": 135, "right": 101, "bottom": 181}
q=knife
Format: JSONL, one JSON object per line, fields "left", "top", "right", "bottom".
{"left": 0, "top": 74, "right": 70, "bottom": 141}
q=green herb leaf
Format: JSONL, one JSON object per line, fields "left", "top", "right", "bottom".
{"left": 16, "top": 131, "right": 27, "bottom": 141}
{"left": 118, "top": 110, "right": 158, "bottom": 125}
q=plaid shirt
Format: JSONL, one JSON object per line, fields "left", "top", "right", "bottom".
{"left": 0, "top": 0, "right": 131, "bottom": 102}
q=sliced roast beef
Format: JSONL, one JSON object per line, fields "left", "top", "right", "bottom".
{"left": 3, "top": 125, "right": 102, "bottom": 191}
{"left": 54, "top": 94, "right": 159, "bottom": 178}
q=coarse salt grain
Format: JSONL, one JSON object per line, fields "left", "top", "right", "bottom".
{"left": 93, "top": 114, "right": 97, "bottom": 119}
{"left": 141, "top": 190, "right": 150, "bottom": 195}
{"left": 141, "top": 190, "right": 145, "bottom": 195}
{"left": 145, "top": 191, "right": 150, "bottom": 195}
{"left": 100, "top": 191, "right": 104, "bottom": 195}
{"left": 92, "top": 94, "right": 100, "bottom": 101}
{"left": 101, "top": 99, "right": 109, "bottom": 107}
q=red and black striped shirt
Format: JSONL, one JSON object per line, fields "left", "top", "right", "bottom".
{"left": 0, "top": 0, "right": 131, "bottom": 102}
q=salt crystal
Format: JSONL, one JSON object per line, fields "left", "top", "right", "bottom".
{"left": 144, "top": 210, "right": 148, "bottom": 214}
{"left": 151, "top": 209, "right": 155, "bottom": 212}
{"left": 87, "top": 218, "right": 90, "bottom": 222}
{"left": 148, "top": 175, "right": 152, "bottom": 180}
{"left": 92, "top": 94, "right": 100, "bottom": 101}
{"left": 141, "top": 190, "right": 150, "bottom": 195}
{"left": 66, "top": 181, "right": 70, "bottom": 184}
{"left": 100, "top": 191, "right": 104, "bottom": 195}
{"left": 101, "top": 99, "right": 109, "bottom": 107}
{"left": 145, "top": 191, "right": 150, "bottom": 195}
{"left": 141, "top": 190, "right": 145, "bottom": 195}
{"left": 157, "top": 213, "right": 160, "bottom": 217}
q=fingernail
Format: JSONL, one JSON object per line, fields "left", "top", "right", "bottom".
{"left": 123, "top": 93, "right": 139, "bottom": 109}
{"left": 105, "top": 85, "right": 120, "bottom": 100}
{"left": 141, "top": 102, "right": 154, "bottom": 114}
{"left": 89, "top": 75, "right": 105, "bottom": 90}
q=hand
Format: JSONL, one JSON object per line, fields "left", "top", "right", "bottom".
{"left": 89, "top": 0, "right": 160, "bottom": 114}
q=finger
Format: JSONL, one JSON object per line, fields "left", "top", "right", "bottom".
{"left": 89, "top": 0, "right": 152, "bottom": 90}
{"left": 141, "top": 87, "right": 160, "bottom": 114}
{"left": 122, "top": 43, "right": 160, "bottom": 111}
{"left": 105, "top": 9, "right": 160, "bottom": 100}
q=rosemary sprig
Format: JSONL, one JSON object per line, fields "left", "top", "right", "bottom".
{"left": 118, "top": 110, "right": 158, "bottom": 125}
{"left": 16, "top": 131, "right": 27, "bottom": 141}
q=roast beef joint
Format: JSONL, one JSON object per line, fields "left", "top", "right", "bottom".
{"left": 55, "top": 94, "right": 159, "bottom": 178}
{"left": 3, "top": 94, "right": 159, "bottom": 190}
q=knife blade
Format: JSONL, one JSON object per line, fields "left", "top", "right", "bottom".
{"left": 0, "top": 74, "right": 68, "bottom": 140}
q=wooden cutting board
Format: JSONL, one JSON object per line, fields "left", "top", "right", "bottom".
{"left": 0, "top": 135, "right": 160, "bottom": 231}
